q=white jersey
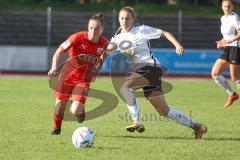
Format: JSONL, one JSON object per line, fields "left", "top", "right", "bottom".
{"left": 111, "top": 25, "right": 163, "bottom": 70}
{"left": 221, "top": 12, "right": 240, "bottom": 47}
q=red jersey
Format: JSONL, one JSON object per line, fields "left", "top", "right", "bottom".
{"left": 59, "top": 31, "right": 109, "bottom": 83}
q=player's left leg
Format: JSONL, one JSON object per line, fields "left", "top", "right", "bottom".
{"left": 226, "top": 64, "right": 240, "bottom": 108}
{"left": 70, "top": 101, "right": 86, "bottom": 123}
{"left": 147, "top": 91, "right": 207, "bottom": 139}
{"left": 230, "top": 64, "right": 240, "bottom": 88}
{"left": 70, "top": 82, "right": 90, "bottom": 123}
{"left": 222, "top": 46, "right": 240, "bottom": 108}
{"left": 211, "top": 59, "right": 234, "bottom": 96}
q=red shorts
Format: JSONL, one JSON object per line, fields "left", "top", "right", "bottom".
{"left": 54, "top": 78, "right": 90, "bottom": 104}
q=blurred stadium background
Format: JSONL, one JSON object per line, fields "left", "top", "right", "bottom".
{"left": 2, "top": 1, "right": 240, "bottom": 160}
{"left": 0, "top": 0, "right": 239, "bottom": 75}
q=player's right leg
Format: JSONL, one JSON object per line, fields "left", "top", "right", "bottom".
{"left": 211, "top": 59, "right": 237, "bottom": 108}
{"left": 120, "top": 85, "right": 145, "bottom": 133}
{"left": 51, "top": 82, "right": 73, "bottom": 135}
{"left": 120, "top": 72, "right": 149, "bottom": 133}
{"left": 51, "top": 98, "right": 68, "bottom": 135}
{"left": 123, "top": 96, "right": 145, "bottom": 133}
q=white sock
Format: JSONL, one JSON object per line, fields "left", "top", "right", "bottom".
{"left": 213, "top": 75, "right": 234, "bottom": 96}
{"left": 167, "top": 108, "right": 197, "bottom": 128}
{"left": 120, "top": 85, "right": 141, "bottom": 123}
{"left": 235, "top": 80, "right": 240, "bottom": 90}
{"left": 127, "top": 97, "right": 141, "bottom": 123}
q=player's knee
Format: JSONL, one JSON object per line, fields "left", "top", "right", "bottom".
{"left": 143, "top": 89, "right": 151, "bottom": 99}
{"left": 211, "top": 66, "right": 221, "bottom": 78}
{"left": 212, "top": 75, "right": 220, "bottom": 84}
{"left": 211, "top": 71, "right": 218, "bottom": 79}
{"left": 143, "top": 86, "right": 162, "bottom": 99}
{"left": 120, "top": 85, "right": 126, "bottom": 95}
{"left": 160, "top": 110, "right": 168, "bottom": 117}
{"left": 120, "top": 85, "right": 134, "bottom": 96}
{"left": 75, "top": 112, "right": 85, "bottom": 123}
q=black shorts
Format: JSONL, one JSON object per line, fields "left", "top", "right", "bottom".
{"left": 136, "top": 65, "right": 163, "bottom": 94}
{"left": 219, "top": 46, "right": 240, "bottom": 64}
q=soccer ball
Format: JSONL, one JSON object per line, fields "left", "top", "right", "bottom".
{"left": 72, "top": 127, "right": 95, "bottom": 148}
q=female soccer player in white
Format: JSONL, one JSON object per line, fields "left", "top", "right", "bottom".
{"left": 109, "top": 6, "right": 207, "bottom": 139}
{"left": 212, "top": 0, "right": 240, "bottom": 108}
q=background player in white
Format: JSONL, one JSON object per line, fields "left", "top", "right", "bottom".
{"left": 212, "top": 0, "right": 240, "bottom": 108}
{"left": 110, "top": 6, "right": 207, "bottom": 139}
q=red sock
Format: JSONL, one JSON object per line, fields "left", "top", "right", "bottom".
{"left": 53, "top": 113, "right": 64, "bottom": 129}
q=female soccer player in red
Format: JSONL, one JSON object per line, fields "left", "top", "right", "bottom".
{"left": 48, "top": 13, "right": 109, "bottom": 135}
{"left": 212, "top": 0, "right": 240, "bottom": 108}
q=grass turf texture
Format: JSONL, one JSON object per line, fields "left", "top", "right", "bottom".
{"left": 0, "top": 77, "right": 240, "bottom": 160}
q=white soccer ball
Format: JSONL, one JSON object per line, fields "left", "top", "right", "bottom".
{"left": 72, "top": 127, "right": 95, "bottom": 148}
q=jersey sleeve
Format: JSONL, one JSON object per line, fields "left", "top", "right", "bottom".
{"left": 140, "top": 25, "right": 163, "bottom": 39}
{"left": 107, "top": 36, "right": 120, "bottom": 53}
{"left": 233, "top": 13, "right": 240, "bottom": 30}
{"left": 59, "top": 33, "right": 79, "bottom": 52}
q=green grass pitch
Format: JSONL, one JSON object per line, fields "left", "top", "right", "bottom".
{"left": 0, "top": 76, "right": 240, "bottom": 160}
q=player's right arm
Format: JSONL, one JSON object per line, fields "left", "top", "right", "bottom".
{"left": 48, "top": 34, "right": 77, "bottom": 76}
{"left": 48, "top": 47, "right": 63, "bottom": 76}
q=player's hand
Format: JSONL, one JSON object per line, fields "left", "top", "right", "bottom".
{"left": 48, "top": 68, "right": 59, "bottom": 76}
{"left": 95, "top": 59, "right": 103, "bottom": 69}
{"left": 216, "top": 39, "right": 225, "bottom": 49}
{"left": 176, "top": 46, "right": 184, "bottom": 55}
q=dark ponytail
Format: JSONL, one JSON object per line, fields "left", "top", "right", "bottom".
{"left": 90, "top": 13, "right": 104, "bottom": 26}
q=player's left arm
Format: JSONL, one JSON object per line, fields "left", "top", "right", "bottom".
{"left": 224, "top": 15, "right": 240, "bottom": 45}
{"left": 224, "top": 29, "right": 240, "bottom": 45}
{"left": 95, "top": 42, "right": 109, "bottom": 69}
{"left": 161, "top": 31, "right": 184, "bottom": 55}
